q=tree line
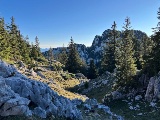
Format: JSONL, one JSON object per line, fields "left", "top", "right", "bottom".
{"left": 0, "top": 16, "right": 45, "bottom": 65}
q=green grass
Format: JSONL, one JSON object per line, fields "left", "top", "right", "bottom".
{"left": 107, "top": 99, "right": 160, "bottom": 120}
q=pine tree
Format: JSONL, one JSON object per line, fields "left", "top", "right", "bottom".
{"left": 132, "top": 34, "right": 141, "bottom": 69}
{"left": 101, "top": 21, "right": 118, "bottom": 73}
{"left": 87, "top": 59, "right": 98, "bottom": 79}
{"left": 144, "top": 8, "right": 160, "bottom": 76}
{"left": 138, "top": 35, "right": 153, "bottom": 69}
{"left": 48, "top": 47, "right": 54, "bottom": 63}
{"left": 18, "top": 34, "right": 31, "bottom": 63}
{"left": 0, "top": 17, "right": 10, "bottom": 60}
{"left": 30, "top": 43, "right": 38, "bottom": 59}
{"left": 35, "top": 36, "right": 40, "bottom": 52}
{"left": 8, "top": 16, "right": 21, "bottom": 61}
{"left": 65, "top": 37, "right": 85, "bottom": 73}
{"left": 58, "top": 45, "right": 68, "bottom": 65}
{"left": 115, "top": 17, "right": 136, "bottom": 88}
{"left": 30, "top": 36, "right": 42, "bottom": 60}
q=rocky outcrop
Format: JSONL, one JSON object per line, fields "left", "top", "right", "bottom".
{"left": 103, "top": 91, "right": 123, "bottom": 103}
{"left": 145, "top": 73, "right": 160, "bottom": 102}
{"left": 0, "top": 60, "right": 82, "bottom": 119}
{"left": 0, "top": 60, "right": 123, "bottom": 120}
{"left": 0, "top": 77, "right": 31, "bottom": 117}
{"left": 72, "top": 99, "right": 123, "bottom": 120}
{"left": 43, "top": 30, "right": 148, "bottom": 65}
{"left": 75, "top": 73, "right": 87, "bottom": 79}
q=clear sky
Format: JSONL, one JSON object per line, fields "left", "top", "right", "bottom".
{"left": 0, "top": 0, "right": 159, "bottom": 48}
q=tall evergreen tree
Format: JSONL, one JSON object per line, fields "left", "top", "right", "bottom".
{"left": 101, "top": 21, "right": 118, "bottom": 73}
{"left": 48, "top": 47, "right": 54, "bottom": 62}
{"left": 58, "top": 45, "right": 68, "bottom": 65}
{"left": 30, "top": 36, "right": 42, "bottom": 60}
{"left": 18, "top": 34, "right": 31, "bottom": 63}
{"left": 132, "top": 33, "right": 142, "bottom": 69}
{"left": 138, "top": 35, "right": 153, "bottom": 69}
{"left": 144, "top": 8, "right": 160, "bottom": 76}
{"left": 8, "top": 16, "right": 21, "bottom": 60}
{"left": 35, "top": 36, "right": 40, "bottom": 51}
{"left": 30, "top": 43, "right": 38, "bottom": 59}
{"left": 65, "top": 37, "right": 85, "bottom": 73}
{"left": 115, "top": 17, "right": 136, "bottom": 88}
{"left": 0, "top": 17, "right": 10, "bottom": 59}
{"left": 88, "top": 59, "right": 98, "bottom": 79}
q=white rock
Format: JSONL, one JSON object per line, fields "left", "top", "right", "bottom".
{"left": 0, "top": 61, "right": 82, "bottom": 119}
{"left": 136, "top": 104, "right": 140, "bottom": 108}
{"left": 137, "top": 113, "right": 143, "bottom": 115}
{"left": 0, "top": 77, "right": 31, "bottom": 116}
{"left": 145, "top": 75, "right": 160, "bottom": 101}
{"left": 150, "top": 102, "right": 156, "bottom": 107}
{"left": 129, "top": 106, "right": 134, "bottom": 110}
{"left": 135, "top": 95, "right": 142, "bottom": 101}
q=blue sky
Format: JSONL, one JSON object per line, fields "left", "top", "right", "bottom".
{"left": 0, "top": 0, "right": 159, "bottom": 48}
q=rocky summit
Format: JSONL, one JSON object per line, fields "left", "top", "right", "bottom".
{"left": 43, "top": 29, "right": 147, "bottom": 64}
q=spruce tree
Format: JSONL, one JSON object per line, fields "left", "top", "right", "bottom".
{"left": 144, "top": 8, "right": 160, "bottom": 76}
{"left": 58, "top": 45, "right": 68, "bottom": 65}
{"left": 48, "top": 47, "right": 54, "bottom": 62}
{"left": 8, "top": 16, "right": 21, "bottom": 61}
{"left": 0, "top": 17, "right": 10, "bottom": 60}
{"left": 88, "top": 59, "right": 98, "bottom": 79}
{"left": 19, "top": 34, "right": 31, "bottom": 63}
{"left": 65, "top": 37, "right": 84, "bottom": 73}
{"left": 132, "top": 34, "right": 141, "bottom": 69}
{"left": 115, "top": 17, "right": 136, "bottom": 88}
{"left": 30, "top": 43, "right": 38, "bottom": 60}
{"left": 35, "top": 36, "right": 40, "bottom": 52}
{"left": 101, "top": 21, "right": 118, "bottom": 73}
{"left": 139, "top": 35, "right": 153, "bottom": 69}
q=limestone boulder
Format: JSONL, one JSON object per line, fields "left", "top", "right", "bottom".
{"left": 145, "top": 73, "right": 160, "bottom": 101}
{"left": 0, "top": 77, "right": 31, "bottom": 116}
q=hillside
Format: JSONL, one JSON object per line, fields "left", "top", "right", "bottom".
{"left": 68, "top": 71, "right": 160, "bottom": 120}
{"left": 0, "top": 60, "right": 123, "bottom": 120}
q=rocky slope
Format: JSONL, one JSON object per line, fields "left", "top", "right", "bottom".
{"left": 70, "top": 69, "right": 160, "bottom": 119}
{"left": 0, "top": 60, "right": 123, "bottom": 120}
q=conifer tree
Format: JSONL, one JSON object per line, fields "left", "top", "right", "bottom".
{"left": 88, "top": 59, "right": 98, "bottom": 79}
{"left": 144, "top": 8, "right": 160, "bottom": 76}
{"left": 132, "top": 35, "right": 141, "bottom": 69}
{"left": 48, "top": 47, "right": 54, "bottom": 62}
{"left": 35, "top": 36, "right": 40, "bottom": 51}
{"left": 138, "top": 35, "right": 153, "bottom": 69}
{"left": 30, "top": 36, "right": 42, "bottom": 60}
{"left": 0, "top": 17, "right": 10, "bottom": 59}
{"left": 115, "top": 17, "right": 136, "bottom": 88}
{"left": 19, "top": 34, "right": 31, "bottom": 63}
{"left": 8, "top": 16, "right": 21, "bottom": 60}
{"left": 65, "top": 37, "right": 85, "bottom": 73}
{"left": 58, "top": 45, "right": 68, "bottom": 65}
{"left": 30, "top": 43, "right": 38, "bottom": 59}
{"left": 101, "top": 21, "right": 118, "bottom": 73}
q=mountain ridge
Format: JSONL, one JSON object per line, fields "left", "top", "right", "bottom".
{"left": 43, "top": 29, "right": 148, "bottom": 64}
